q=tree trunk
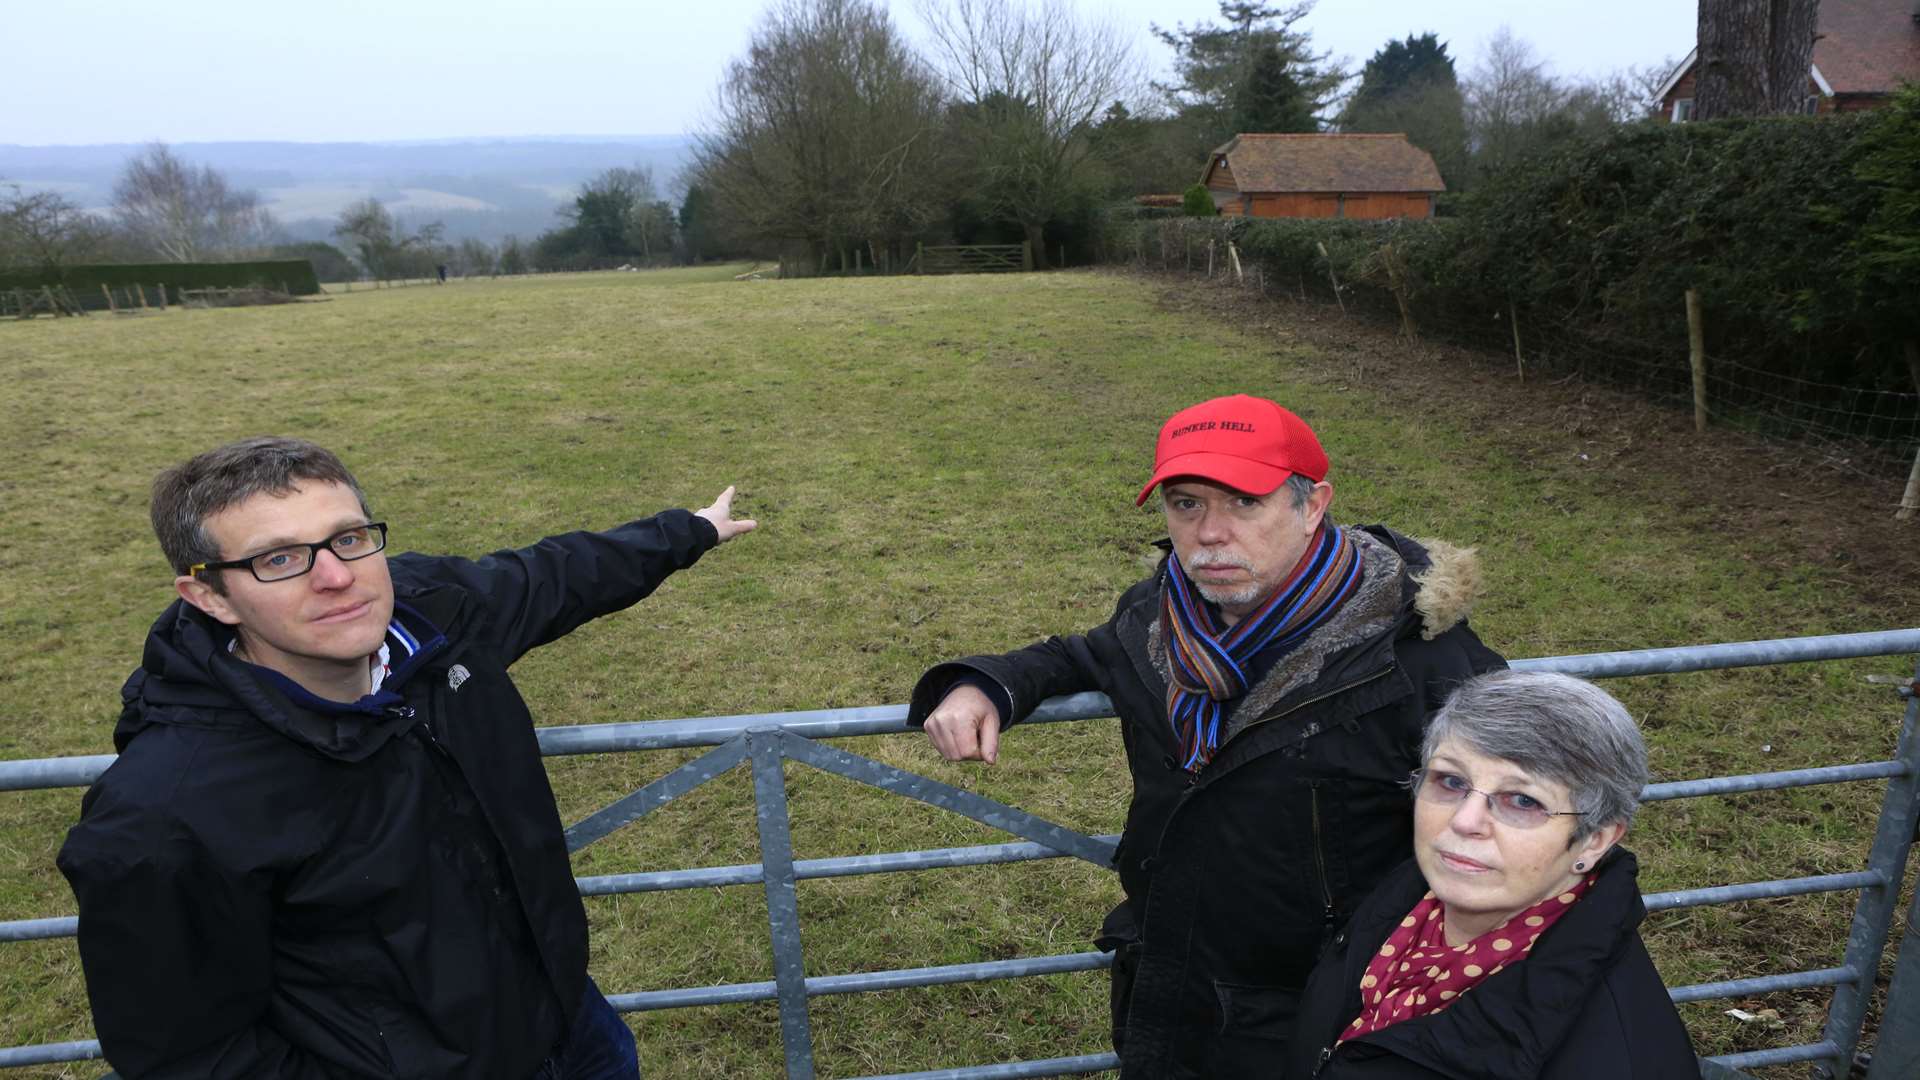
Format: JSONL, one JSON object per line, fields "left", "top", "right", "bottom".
{"left": 1022, "top": 221, "right": 1048, "bottom": 270}
{"left": 1693, "top": 0, "right": 1821, "bottom": 120}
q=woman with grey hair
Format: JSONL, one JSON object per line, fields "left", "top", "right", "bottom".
{"left": 1283, "top": 670, "right": 1696, "bottom": 1078}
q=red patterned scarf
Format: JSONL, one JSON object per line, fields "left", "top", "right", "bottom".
{"left": 1339, "top": 872, "right": 1599, "bottom": 1044}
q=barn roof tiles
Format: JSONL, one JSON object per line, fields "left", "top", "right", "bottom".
{"left": 1209, "top": 133, "right": 1445, "bottom": 194}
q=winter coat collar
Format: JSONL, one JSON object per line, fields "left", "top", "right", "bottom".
{"left": 115, "top": 588, "right": 456, "bottom": 762}
{"left": 1131, "top": 527, "right": 1486, "bottom": 742}
{"left": 1323, "top": 848, "right": 1647, "bottom": 1080}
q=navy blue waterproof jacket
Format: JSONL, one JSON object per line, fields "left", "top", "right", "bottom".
{"left": 908, "top": 528, "right": 1505, "bottom": 1079}
{"left": 57, "top": 511, "right": 717, "bottom": 1079}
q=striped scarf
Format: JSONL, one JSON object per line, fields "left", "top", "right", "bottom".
{"left": 1161, "top": 524, "right": 1364, "bottom": 770}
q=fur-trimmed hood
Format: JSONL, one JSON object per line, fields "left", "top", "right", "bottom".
{"left": 1404, "top": 535, "right": 1484, "bottom": 641}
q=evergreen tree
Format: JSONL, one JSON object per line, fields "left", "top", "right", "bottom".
{"left": 1153, "top": 2, "right": 1343, "bottom": 149}
{"left": 1341, "top": 33, "right": 1468, "bottom": 187}
{"left": 1234, "top": 44, "right": 1318, "bottom": 132}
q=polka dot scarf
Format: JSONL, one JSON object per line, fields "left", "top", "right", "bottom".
{"left": 1339, "top": 873, "right": 1599, "bottom": 1044}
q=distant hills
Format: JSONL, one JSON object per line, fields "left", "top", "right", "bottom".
{"left": 0, "top": 136, "right": 697, "bottom": 245}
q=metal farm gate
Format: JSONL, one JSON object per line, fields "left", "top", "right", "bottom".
{"left": 5, "top": 629, "right": 1920, "bottom": 1078}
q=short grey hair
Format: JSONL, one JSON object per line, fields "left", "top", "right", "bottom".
{"left": 1422, "top": 670, "right": 1650, "bottom": 843}
{"left": 151, "top": 436, "right": 371, "bottom": 592}
{"left": 1281, "top": 472, "right": 1317, "bottom": 513}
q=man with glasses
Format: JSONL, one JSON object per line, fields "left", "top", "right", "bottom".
{"left": 57, "top": 436, "right": 755, "bottom": 1079}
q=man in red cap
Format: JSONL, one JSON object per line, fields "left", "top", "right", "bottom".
{"left": 908, "top": 394, "right": 1505, "bottom": 1077}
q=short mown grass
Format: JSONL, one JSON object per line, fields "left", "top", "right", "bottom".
{"left": 1, "top": 266, "right": 1914, "bottom": 1078}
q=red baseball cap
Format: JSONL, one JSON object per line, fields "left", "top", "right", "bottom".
{"left": 1135, "top": 395, "right": 1329, "bottom": 506}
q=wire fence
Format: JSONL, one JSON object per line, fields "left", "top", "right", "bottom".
{"left": 1111, "top": 219, "right": 1920, "bottom": 489}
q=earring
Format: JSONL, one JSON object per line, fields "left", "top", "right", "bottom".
{"left": 1573, "top": 861, "right": 1587, "bottom": 872}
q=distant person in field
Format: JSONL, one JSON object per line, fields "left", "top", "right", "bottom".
{"left": 1283, "top": 670, "right": 1696, "bottom": 1079}
{"left": 909, "top": 394, "right": 1505, "bottom": 1077}
{"left": 58, "top": 436, "right": 756, "bottom": 1079}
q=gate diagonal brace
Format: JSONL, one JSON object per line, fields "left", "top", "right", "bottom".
{"left": 777, "top": 732, "right": 1119, "bottom": 868}
{"left": 565, "top": 737, "right": 750, "bottom": 853}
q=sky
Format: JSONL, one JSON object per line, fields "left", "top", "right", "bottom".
{"left": 5, "top": 0, "right": 1696, "bottom": 146}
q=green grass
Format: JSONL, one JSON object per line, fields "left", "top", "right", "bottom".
{"left": 1, "top": 265, "right": 1915, "bottom": 1078}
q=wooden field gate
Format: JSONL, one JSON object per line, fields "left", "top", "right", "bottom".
{"left": 913, "top": 241, "right": 1033, "bottom": 274}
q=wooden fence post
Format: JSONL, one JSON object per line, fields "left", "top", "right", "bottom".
{"left": 101, "top": 284, "right": 118, "bottom": 313}
{"left": 156, "top": 284, "right": 167, "bottom": 310}
{"left": 1385, "top": 243, "right": 1417, "bottom": 339}
{"left": 1509, "top": 300, "right": 1525, "bottom": 381}
{"left": 134, "top": 283, "right": 149, "bottom": 310}
{"left": 1316, "top": 242, "right": 1347, "bottom": 319}
{"left": 1686, "top": 288, "right": 1708, "bottom": 433}
{"left": 11, "top": 288, "right": 27, "bottom": 318}
{"left": 1207, "top": 239, "right": 1215, "bottom": 277}
{"left": 1021, "top": 240, "right": 1033, "bottom": 271}
{"left": 1898, "top": 340, "right": 1920, "bottom": 521}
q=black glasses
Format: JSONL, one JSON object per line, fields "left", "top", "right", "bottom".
{"left": 1410, "top": 768, "right": 1585, "bottom": 830}
{"left": 190, "top": 523, "right": 388, "bottom": 583}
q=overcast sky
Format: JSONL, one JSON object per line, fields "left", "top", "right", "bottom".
{"left": 7, "top": 0, "right": 1695, "bottom": 146}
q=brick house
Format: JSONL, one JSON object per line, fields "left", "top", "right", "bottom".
{"left": 1657, "top": 0, "right": 1920, "bottom": 120}
{"left": 1201, "top": 133, "right": 1444, "bottom": 220}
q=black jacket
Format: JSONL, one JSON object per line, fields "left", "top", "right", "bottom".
{"left": 1283, "top": 849, "right": 1698, "bottom": 1080}
{"left": 57, "top": 511, "right": 717, "bottom": 1079}
{"left": 908, "top": 527, "right": 1506, "bottom": 1078}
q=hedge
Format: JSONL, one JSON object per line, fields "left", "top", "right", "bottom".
{"left": 0, "top": 259, "right": 322, "bottom": 305}
{"left": 1109, "top": 89, "right": 1920, "bottom": 447}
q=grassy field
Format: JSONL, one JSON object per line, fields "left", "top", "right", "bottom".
{"left": 1, "top": 265, "right": 1916, "bottom": 1078}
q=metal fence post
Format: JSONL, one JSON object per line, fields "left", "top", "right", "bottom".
{"left": 1819, "top": 660, "right": 1920, "bottom": 1078}
{"left": 749, "top": 727, "right": 816, "bottom": 1080}
{"left": 1865, "top": 675, "right": 1920, "bottom": 1080}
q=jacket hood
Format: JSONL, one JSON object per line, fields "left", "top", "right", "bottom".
{"left": 1387, "top": 532, "right": 1485, "bottom": 641}
{"left": 116, "top": 595, "right": 448, "bottom": 761}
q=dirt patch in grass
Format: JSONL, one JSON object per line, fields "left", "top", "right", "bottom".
{"left": 1141, "top": 270, "right": 1920, "bottom": 623}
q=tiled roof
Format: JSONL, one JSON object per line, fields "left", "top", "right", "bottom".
{"left": 1812, "top": 0, "right": 1920, "bottom": 95}
{"left": 1208, "top": 134, "right": 1445, "bottom": 194}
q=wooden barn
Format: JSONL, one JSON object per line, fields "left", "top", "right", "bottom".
{"left": 1656, "top": 0, "right": 1920, "bottom": 120}
{"left": 1201, "top": 133, "right": 1444, "bottom": 220}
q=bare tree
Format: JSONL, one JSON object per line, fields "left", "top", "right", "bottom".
{"left": 1693, "top": 0, "right": 1820, "bottom": 119}
{"left": 111, "top": 143, "right": 273, "bottom": 262}
{"left": 919, "top": 0, "right": 1147, "bottom": 267}
{"left": 456, "top": 237, "right": 496, "bottom": 277}
{"left": 695, "top": 0, "right": 948, "bottom": 272}
{"left": 0, "top": 184, "right": 111, "bottom": 271}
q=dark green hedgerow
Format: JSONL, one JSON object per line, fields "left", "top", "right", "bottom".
{"left": 0, "top": 259, "right": 322, "bottom": 301}
{"left": 1114, "top": 92, "right": 1920, "bottom": 418}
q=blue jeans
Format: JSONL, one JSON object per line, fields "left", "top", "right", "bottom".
{"left": 537, "top": 977, "right": 640, "bottom": 1079}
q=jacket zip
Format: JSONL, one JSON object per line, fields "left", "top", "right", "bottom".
{"left": 1308, "top": 781, "right": 1335, "bottom": 922}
